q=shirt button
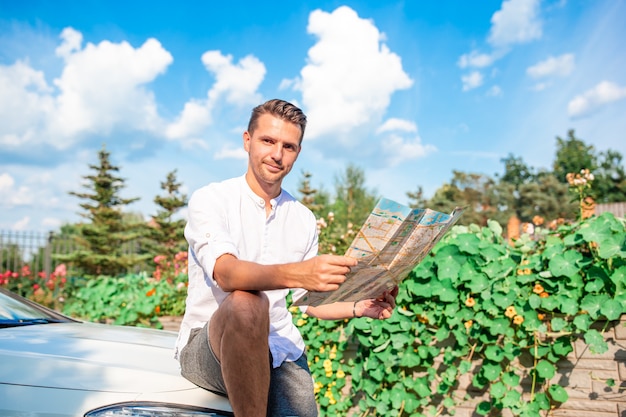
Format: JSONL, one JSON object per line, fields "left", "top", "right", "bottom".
{"left": 259, "top": 199, "right": 265, "bottom": 206}
{"left": 205, "top": 233, "right": 211, "bottom": 238}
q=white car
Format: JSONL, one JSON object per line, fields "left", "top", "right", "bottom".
{"left": 0, "top": 288, "right": 233, "bottom": 416}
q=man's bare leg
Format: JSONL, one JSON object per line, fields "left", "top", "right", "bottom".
{"left": 209, "top": 290, "right": 270, "bottom": 417}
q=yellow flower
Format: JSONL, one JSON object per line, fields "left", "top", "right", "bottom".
{"left": 540, "top": 291, "right": 549, "bottom": 298}
{"left": 505, "top": 306, "right": 517, "bottom": 318}
{"left": 296, "top": 318, "right": 306, "bottom": 326}
{"left": 464, "top": 320, "right": 473, "bottom": 329}
{"left": 465, "top": 297, "right": 476, "bottom": 307}
{"left": 336, "top": 369, "right": 345, "bottom": 378}
{"left": 513, "top": 315, "right": 524, "bottom": 325}
{"left": 537, "top": 313, "right": 546, "bottom": 321}
{"left": 533, "top": 283, "right": 544, "bottom": 294}
{"left": 319, "top": 346, "right": 325, "bottom": 354}
{"left": 314, "top": 381, "right": 323, "bottom": 394}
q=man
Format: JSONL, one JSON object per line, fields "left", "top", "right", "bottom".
{"left": 175, "top": 99, "right": 397, "bottom": 416}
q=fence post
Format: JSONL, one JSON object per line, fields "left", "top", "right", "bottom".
{"left": 45, "top": 231, "right": 53, "bottom": 277}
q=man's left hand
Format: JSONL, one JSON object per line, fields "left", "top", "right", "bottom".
{"left": 356, "top": 286, "right": 399, "bottom": 320}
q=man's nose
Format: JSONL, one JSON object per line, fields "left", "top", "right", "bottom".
{"left": 271, "top": 144, "right": 283, "bottom": 160}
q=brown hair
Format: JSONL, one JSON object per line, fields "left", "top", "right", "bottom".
{"left": 247, "top": 99, "right": 307, "bottom": 142}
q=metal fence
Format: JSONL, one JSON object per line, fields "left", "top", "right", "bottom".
{"left": 0, "top": 230, "right": 79, "bottom": 278}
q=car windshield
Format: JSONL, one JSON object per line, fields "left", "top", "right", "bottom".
{"left": 0, "top": 289, "right": 73, "bottom": 328}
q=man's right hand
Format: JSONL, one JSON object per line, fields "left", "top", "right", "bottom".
{"left": 285, "top": 254, "right": 358, "bottom": 292}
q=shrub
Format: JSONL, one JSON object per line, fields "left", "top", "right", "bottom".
{"left": 294, "top": 212, "right": 626, "bottom": 416}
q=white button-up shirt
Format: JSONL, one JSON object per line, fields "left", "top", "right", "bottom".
{"left": 175, "top": 175, "right": 318, "bottom": 368}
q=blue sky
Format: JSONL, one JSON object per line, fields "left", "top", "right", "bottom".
{"left": 1, "top": 0, "right": 625, "bottom": 231}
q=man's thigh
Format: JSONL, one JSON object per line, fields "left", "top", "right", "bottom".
{"left": 268, "top": 353, "right": 318, "bottom": 417}
{"left": 179, "top": 322, "right": 228, "bottom": 395}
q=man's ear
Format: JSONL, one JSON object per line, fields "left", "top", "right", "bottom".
{"left": 243, "top": 131, "right": 251, "bottom": 152}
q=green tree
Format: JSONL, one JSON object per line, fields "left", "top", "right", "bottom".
{"left": 553, "top": 130, "right": 597, "bottom": 183}
{"left": 518, "top": 172, "right": 577, "bottom": 221}
{"left": 594, "top": 149, "right": 626, "bottom": 203}
{"left": 427, "top": 171, "right": 505, "bottom": 226}
{"left": 331, "top": 164, "right": 379, "bottom": 230}
{"left": 59, "top": 145, "right": 147, "bottom": 277}
{"left": 406, "top": 186, "right": 428, "bottom": 209}
{"left": 145, "top": 170, "right": 188, "bottom": 259}
{"left": 297, "top": 170, "right": 328, "bottom": 216}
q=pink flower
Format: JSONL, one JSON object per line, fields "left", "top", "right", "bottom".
{"left": 54, "top": 264, "right": 67, "bottom": 277}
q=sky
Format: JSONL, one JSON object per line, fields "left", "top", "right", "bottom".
{"left": 1, "top": 0, "right": 625, "bottom": 232}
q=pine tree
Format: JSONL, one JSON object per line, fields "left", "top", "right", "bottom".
{"left": 145, "top": 170, "right": 188, "bottom": 259}
{"left": 59, "top": 145, "right": 147, "bottom": 277}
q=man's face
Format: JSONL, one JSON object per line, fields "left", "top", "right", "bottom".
{"left": 244, "top": 113, "right": 302, "bottom": 189}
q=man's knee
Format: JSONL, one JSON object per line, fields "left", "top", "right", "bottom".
{"left": 220, "top": 290, "right": 270, "bottom": 334}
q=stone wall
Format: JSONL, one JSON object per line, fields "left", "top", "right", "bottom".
{"left": 447, "top": 318, "right": 626, "bottom": 417}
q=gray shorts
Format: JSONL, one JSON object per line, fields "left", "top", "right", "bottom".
{"left": 180, "top": 322, "right": 318, "bottom": 417}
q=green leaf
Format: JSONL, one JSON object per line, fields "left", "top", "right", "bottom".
{"left": 492, "top": 291, "right": 516, "bottom": 309}
{"left": 533, "top": 392, "right": 551, "bottom": 410}
{"left": 611, "top": 266, "right": 626, "bottom": 287}
{"left": 551, "top": 337, "right": 573, "bottom": 357}
{"left": 502, "top": 371, "right": 520, "bottom": 387}
{"left": 488, "top": 219, "right": 503, "bottom": 236}
{"left": 373, "top": 339, "right": 391, "bottom": 353}
{"left": 490, "top": 381, "right": 506, "bottom": 399}
{"left": 467, "top": 273, "right": 491, "bottom": 293}
{"left": 585, "top": 329, "right": 609, "bottom": 354}
{"left": 456, "top": 234, "right": 481, "bottom": 254}
{"left": 548, "top": 250, "right": 582, "bottom": 277}
{"left": 573, "top": 314, "right": 592, "bottom": 331}
{"left": 548, "top": 384, "right": 568, "bottom": 403}
{"left": 536, "top": 360, "right": 556, "bottom": 379}
{"left": 481, "top": 361, "right": 502, "bottom": 381}
{"left": 412, "top": 377, "right": 431, "bottom": 397}
{"left": 433, "top": 278, "right": 458, "bottom": 302}
{"left": 400, "top": 349, "right": 421, "bottom": 368}
{"left": 581, "top": 294, "right": 610, "bottom": 320}
{"left": 550, "top": 317, "right": 567, "bottom": 332}
{"left": 502, "top": 389, "right": 521, "bottom": 408}
{"left": 600, "top": 299, "right": 623, "bottom": 321}
{"left": 485, "top": 345, "right": 504, "bottom": 362}
{"left": 476, "top": 401, "right": 491, "bottom": 415}
{"left": 487, "top": 317, "right": 510, "bottom": 336}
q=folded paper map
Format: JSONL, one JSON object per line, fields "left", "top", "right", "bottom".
{"left": 293, "top": 198, "right": 464, "bottom": 307}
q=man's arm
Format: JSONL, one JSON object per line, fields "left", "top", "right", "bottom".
{"left": 213, "top": 253, "right": 358, "bottom": 293}
{"left": 305, "top": 286, "right": 398, "bottom": 320}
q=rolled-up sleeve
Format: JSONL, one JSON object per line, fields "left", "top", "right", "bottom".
{"left": 184, "top": 185, "right": 239, "bottom": 287}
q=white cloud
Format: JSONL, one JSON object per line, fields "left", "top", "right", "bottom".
{"left": 0, "top": 61, "right": 54, "bottom": 147}
{"left": 381, "top": 134, "right": 436, "bottom": 166}
{"left": 214, "top": 143, "right": 248, "bottom": 160}
{"left": 457, "top": 50, "right": 498, "bottom": 69}
{"left": 487, "top": 85, "right": 503, "bottom": 96}
{"left": 166, "top": 51, "right": 266, "bottom": 141}
{"left": 0, "top": 172, "right": 15, "bottom": 191}
{"left": 51, "top": 28, "right": 172, "bottom": 141}
{"left": 293, "top": 6, "right": 413, "bottom": 141}
{"left": 488, "top": 0, "right": 542, "bottom": 47}
{"left": 527, "top": 53, "right": 574, "bottom": 78}
{"left": 203, "top": 51, "right": 265, "bottom": 105}
{"left": 0, "top": 27, "right": 175, "bottom": 152}
{"left": 0, "top": 172, "right": 34, "bottom": 207}
{"left": 568, "top": 81, "right": 626, "bottom": 118}
{"left": 462, "top": 71, "right": 484, "bottom": 91}
{"left": 166, "top": 100, "right": 212, "bottom": 140}
{"left": 12, "top": 216, "right": 31, "bottom": 231}
{"left": 376, "top": 118, "right": 417, "bottom": 134}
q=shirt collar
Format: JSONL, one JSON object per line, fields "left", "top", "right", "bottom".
{"left": 239, "top": 175, "right": 284, "bottom": 210}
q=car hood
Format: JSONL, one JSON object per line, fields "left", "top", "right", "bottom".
{"left": 0, "top": 321, "right": 195, "bottom": 393}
